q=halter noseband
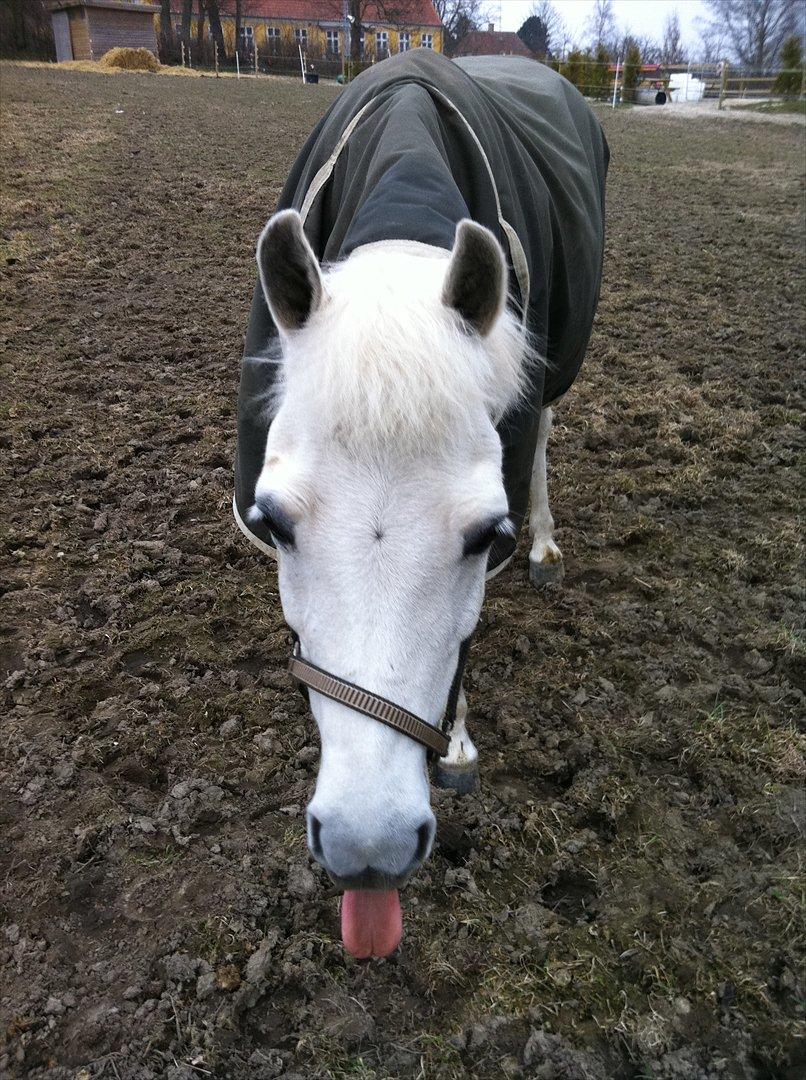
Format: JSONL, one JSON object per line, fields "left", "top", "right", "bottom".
{"left": 288, "top": 635, "right": 472, "bottom": 759}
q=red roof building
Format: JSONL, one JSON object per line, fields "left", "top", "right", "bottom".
{"left": 453, "top": 24, "right": 535, "bottom": 59}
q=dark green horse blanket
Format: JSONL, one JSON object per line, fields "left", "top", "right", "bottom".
{"left": 235, "top": 50, "right": 608, "bottom": 573}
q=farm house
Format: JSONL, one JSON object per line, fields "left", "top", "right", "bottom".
{"left": 453, "top": 24, "right": 537, "bottom": 59}
{"left": 50, "top": 0, "right": 159, "bottom": 63}
{"left": 160, "top": 0, "right": 443, "bottom": 62}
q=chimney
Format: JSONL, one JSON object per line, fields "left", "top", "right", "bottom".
{"left": 488, "top": 23, "right": 495, "bottom": 32}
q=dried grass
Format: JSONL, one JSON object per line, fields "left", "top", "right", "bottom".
{"left": 98, "top": 47, "right": 160, "bottom": 73}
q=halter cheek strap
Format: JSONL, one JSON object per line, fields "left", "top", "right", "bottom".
{"left": 287, "top": 634, "right": 472, "bottom": 760}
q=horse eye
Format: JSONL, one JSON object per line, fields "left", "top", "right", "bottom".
{"left": 463, "top": 516, "right": 509, "bottom": 558}
{"left": 254, "top": 496, "right": 296, "bottom": 548}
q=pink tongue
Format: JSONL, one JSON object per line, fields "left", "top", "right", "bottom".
{"left": 341, "top": 889, "right": 402, "bottom": 959}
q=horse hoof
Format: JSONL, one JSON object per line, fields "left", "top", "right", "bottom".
{"left": 434, "top": 762, "right": 479, "bottom": 794}
{"left": 529, "top": 554, "right": 565, "bottom": 588}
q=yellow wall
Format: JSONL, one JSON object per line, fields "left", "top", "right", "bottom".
{"left": 155, "top": 13, "right": 443, "bottom": 57}
{"left": 241, "top": 21, "right": 443, "bottom": 57}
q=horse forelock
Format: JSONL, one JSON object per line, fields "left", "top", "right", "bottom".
{"left": 271, "top": 246, "right": 532, "bottom": 453}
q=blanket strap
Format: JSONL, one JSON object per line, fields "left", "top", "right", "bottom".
{"left": 297, "top": 83, "right": 530, "bottom": 323}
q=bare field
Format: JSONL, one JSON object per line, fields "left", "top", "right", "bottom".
{"left": 1, "top": 64, "right": 804, "bottom": 1080}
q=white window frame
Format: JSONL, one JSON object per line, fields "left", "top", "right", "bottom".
{"left": 294, "top": 27, "right": 308, "bottom": 46}
{"left": 239, "top": 25, "right": 254, "bottom": 42}
{"left": 399, "top": 31, "right": 410, "bottom": 52}
{"left": 376, "top": 30, "right": 388, "bottom": 55}
{"left": 326, "top": 28, "right": 340, "bottom": 54}
{"left": 421, "top": 33, "right": 433, "bottom": 49}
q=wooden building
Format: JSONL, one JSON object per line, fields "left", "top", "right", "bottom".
{"left": 164, "top": 1, "right": 443, "bottom": 61}
{"left": 51, "top": 0, "right": 160, "bottom": 63}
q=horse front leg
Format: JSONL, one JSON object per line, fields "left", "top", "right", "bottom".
{"left": 529, "top": 405, "right": 565, "bottom": 587}
{"left": 434, "top": 686, "right": 478, "bottom": 793}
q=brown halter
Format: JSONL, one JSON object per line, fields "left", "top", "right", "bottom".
{"left": 288, "top": 635, "right": 471, "bottom": 759}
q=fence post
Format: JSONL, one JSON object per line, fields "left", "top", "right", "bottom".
{"left": 181, "top": 40, "right": 185, "bottom": 68}
{"left": 612, "top": 55, "right": 620, "bottom": 109}
{"left": 718, "top": 60, "right": 728, "bottom": 110}
{"left": 215, "top": 41, "right": 219, "bottom": 77}
{"left": 235, "top": 50, "right": 240, "bottom": 78}
{"left": 254, "top": 46, "right": 258, "bottom": 77}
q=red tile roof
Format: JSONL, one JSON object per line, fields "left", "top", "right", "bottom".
{"left": 173, "top": 2, "right": 441, "bottom": 29}
{"left": 454, "top": 30, "right": 534, "bottom": 58}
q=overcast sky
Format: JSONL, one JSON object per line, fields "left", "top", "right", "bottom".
{"left": 496, "top": 0, "right": 710, "bottom": 54}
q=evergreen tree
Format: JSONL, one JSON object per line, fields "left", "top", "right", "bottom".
{"left": 622, "top": 39, "right": 642, "bottom": 103}
{"left": 773, "top": 36, "right": 803, "bottom": 96}
{"left": 560, "top": 49, "right": 586, "bottom": 93}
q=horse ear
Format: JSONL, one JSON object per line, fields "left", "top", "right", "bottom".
{"left": 256, "top": 209, "right": 323, "bottom": 333}
{"left": 442, "top": 219, "right": 507, "bottom": 337}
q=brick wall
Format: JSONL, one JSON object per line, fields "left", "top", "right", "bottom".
{"left": 68, "top": 8, "right": 91, "bottom": 61}
{"left": 86, "top": 8, "right": 158, "bottom": 60}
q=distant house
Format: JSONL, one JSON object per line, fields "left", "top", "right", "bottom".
{"left": 162, "top": 1, "right": 443, "bottom": 60}
{"left": 453, "top": 24, "right": 535, "bottom": 59}
{"left": 51, "top": 1, "right": 159, "bottom": 63}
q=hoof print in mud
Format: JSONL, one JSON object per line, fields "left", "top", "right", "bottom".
{"left": 529, "top": 555, "right": 565, "bottom": 588}
{"left": 433, "top": 762, "right": 479, "bottom": 794}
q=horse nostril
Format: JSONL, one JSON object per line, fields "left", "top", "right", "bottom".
{"left": 415, "top": 821, "right": 433, "bottom": 863}
{"left": 308, "top": 814, "right": 323, "bottom": 859}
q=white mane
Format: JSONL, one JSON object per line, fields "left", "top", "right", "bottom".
{"left": 274, "top": 243, "right": 531, "bottom": 451}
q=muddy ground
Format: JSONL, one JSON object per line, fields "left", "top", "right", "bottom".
{"left": 1, "top": 65, "right": 803, "bottom": 1080}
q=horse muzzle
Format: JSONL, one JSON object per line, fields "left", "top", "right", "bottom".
{"left": 307, "top": 808, "right": 435, "bottom": 888}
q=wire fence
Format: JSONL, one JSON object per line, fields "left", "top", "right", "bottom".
{"left": 530, "top": 56, "right": 806, "bottom": 105}
{"left": 166, "top": 47, "right": 804, "bottom": 98}
{"left": 163, "top": 36, "right": 389, "bottom": 82}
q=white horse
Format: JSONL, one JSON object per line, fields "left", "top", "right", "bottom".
{"left": 247, "top": 209, "right": 563, "bottom": 957}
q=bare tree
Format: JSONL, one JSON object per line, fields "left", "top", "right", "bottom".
{"left": 0, "top": 0, "right": 54, "bottom": 59}
{"left": 196, "top": 0, "right": 206, "bottom": 55}
{"left": 661, "top": 10, "right": 686, "bottom": 64}
{"left": 433, "top": 0, "right": 492, "bottom": 53}
{"left": 699, "top": 0, "right": 800, "bottom": 67}
{"left": 206, "top": 0, "right": 226, "bottom": 59}
{"left": 158, "top": 0, "right": 175, "bottom": 59}
{"left": 319, "top": 0, "right": 367, "bottom": 61}
{"left": 585, "top": 0, "right": 618, "bottom": 55}
{"left": 697, "top": 19, "right": 727, "bottom": 61}
{"left": 634, "top": 34, "right": 662, "bottom": 64}
{"left": 178, "top": 0, "right": 192, "bottom": 43}
{"left": 375, "top": 0, "right": 426, "bottom": 45}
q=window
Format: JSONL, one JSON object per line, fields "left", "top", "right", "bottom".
{"left": 421, "top": 33, "right": 433, "bottom": 49}
{"left": 326, "top": 28, "right": 340, "bottom": 55}
{"left": 376, "top": 30, "right": 388, "bottom": 57}
{"left": 294, "top": 28, "right": 307, "bottom": 46}
{"left": 266, "top": 26, "right": 280, "bottom": 53}
{"left": 359, "top": 31, "right": 365, "bottom": 57}
{"left": 239, "top": 25, "right": 253, "bottom": 44}
{"left": 399, "top": 31, "right": 410, "bottom": 52}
